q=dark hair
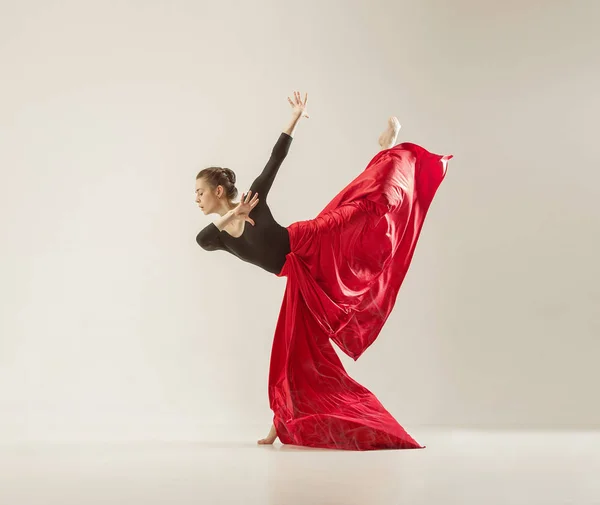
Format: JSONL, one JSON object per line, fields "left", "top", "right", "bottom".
{"left": 196, "top": 167, "right": 238, "bottom": 200}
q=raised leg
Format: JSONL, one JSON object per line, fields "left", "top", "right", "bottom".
{"left": 378, "top": 116, "right": 401, "bottom": 150}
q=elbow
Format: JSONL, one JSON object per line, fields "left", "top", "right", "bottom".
{"left": 196, "top": 233, "right": 216, "bottom": 251}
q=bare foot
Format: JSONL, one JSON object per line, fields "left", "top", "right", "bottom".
{"left": 257, "top": 424, "right": 278, "bottom": 445}
{"left": 378, "top": 116, "right": 401, "bottom": 150}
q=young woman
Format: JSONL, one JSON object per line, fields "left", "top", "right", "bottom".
{"left": 195, "top": 91, "right": 451, "bottom": 450}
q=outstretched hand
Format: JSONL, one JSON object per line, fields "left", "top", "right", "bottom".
{"left": 288, "top": 91, "right": 309, "bottom": 119}
{"left": 233, "top": 190, "right": 259, "bottom": 225}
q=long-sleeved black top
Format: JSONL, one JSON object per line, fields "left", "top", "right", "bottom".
{"left": 196, "top": 133, "right": 293, "bottom": 275}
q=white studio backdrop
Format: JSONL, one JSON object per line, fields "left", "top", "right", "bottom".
{"left": 0, "top": 0, "right": 598, "bottom": 442}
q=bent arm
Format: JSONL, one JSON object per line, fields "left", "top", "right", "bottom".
{"left": 196, "top": 223, "right": 224, "bottom": 251}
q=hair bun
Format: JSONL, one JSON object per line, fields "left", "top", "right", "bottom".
{"left": 196, "top": 166, "right": 238, "bottom": 201}
{"left": 222, "top": 167, "right": 236, "bottom": 185}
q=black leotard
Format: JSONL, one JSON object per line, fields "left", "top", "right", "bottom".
{"left": 196, "top": 133, "right": 293, "bottom": 275}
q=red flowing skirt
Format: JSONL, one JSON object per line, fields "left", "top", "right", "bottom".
{"left": 270, "top": 143, "right": 452, "bottom": 450}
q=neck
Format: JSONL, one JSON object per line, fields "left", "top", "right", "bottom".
{"left": 215, "top": 199, "right": 235, "bottom": 216}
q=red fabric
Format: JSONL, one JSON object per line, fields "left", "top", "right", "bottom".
{"left": 270, "top": 142, "right": 452, "bottom": 450}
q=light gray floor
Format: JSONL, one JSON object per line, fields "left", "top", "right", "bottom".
{"left": 0, "top": 429, "right": 597, "bottom": 504}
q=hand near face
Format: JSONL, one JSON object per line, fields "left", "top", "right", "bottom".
{"left": 233, "top": 191, "right": 259, "bottom": 225}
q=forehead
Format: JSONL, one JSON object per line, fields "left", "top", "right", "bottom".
{"left": 195, "top": 178, "right": 208, "bottom": 190}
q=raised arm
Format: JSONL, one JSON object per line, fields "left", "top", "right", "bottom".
{"left": 250, "top": 91, "right": 309, "bottom": 198}
{"left": 249, "top": 132, "right": 293, "bottom": 198}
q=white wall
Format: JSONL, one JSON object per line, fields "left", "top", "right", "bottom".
{"left": 0, "top": 0, "right": 598, "bottom": 442}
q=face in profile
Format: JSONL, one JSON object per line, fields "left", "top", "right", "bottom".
{"left": 195, "top": 178, "right": 220, "bottom": 215}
